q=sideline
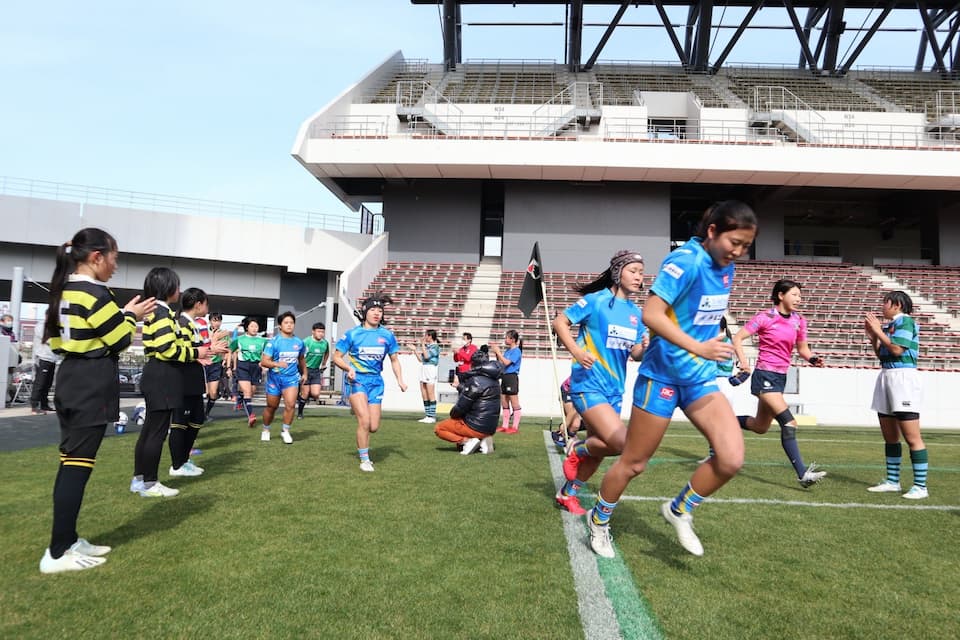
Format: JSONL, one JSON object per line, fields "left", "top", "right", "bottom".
{"left": 543, "top": 431, "right": 664, "bottom": 640}
{"left": 619, "top": 494, "right": 960, "bottom": 511}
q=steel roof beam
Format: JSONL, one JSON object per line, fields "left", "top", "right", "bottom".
{"left": 583, "top": 1, "right": 631, "bottom": 69}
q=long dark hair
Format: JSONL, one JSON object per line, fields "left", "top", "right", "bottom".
{"left": 697, "top": 200, "right": 758, "bottom": 238}
{"left": 43, "top": 228, "right": 118, "bottom": 342}
{"left": 575, "top": 250, "right": 644, "bottom": 297}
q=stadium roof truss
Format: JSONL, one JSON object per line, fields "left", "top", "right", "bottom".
{"left": 413, "top": 0, "right": 960, "bottom": 75}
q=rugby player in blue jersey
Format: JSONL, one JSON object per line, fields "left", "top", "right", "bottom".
{"left": 587, "top": 201, "right": 758, "bottom": 558}
{"left": 260, "top": 312, "right": 306, "bottom": 444}
{"left": 333, "top": 294, "right": 408, "bottom": 472}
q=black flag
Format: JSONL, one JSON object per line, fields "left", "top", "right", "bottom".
{"left": 517, "top": 242, "right": 544, "bottom": 318}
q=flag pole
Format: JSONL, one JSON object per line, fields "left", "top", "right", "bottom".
{"left": 538, "top": 274, "right": 570, "bottom": 440}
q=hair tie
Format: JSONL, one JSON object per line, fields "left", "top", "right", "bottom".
{"left": 64, "top": 244, "right": 72, "bottom": 254}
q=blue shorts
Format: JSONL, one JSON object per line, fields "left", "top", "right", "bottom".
{"left": 751, "top": 369, "right": 787, "bottom": 395}
{"left": 236, "top": 361, "right": 262, "bottom": 385}
{"left": 345, "top": 373, "right": 385, "bottom": 405}
{"left": 571, "top": 390, "right": 622, "bottom": 416}
{"left": 305, "top": 367, "right": 324, "bottom": 386}
{"left": 203, "top": 362, "right": 223, "bottom": 384}
{"left": 632, "top": 374, "right": 719, "bottom": 418}
{"left": 266, "top": 372, "right": 301, "bottom": 397}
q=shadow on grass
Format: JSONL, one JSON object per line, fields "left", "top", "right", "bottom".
{"left": 615, "top": 505, "right": 700, "bottom": 570}
{"left": 97, "top": 494, "right": 217, "bottom": 546}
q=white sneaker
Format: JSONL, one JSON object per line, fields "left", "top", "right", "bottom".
{"left": 129, "top": 475, "right": 145, "bottom": 493}
{"left": 261, "top": 430, "right": 270, "bottom": 442}
{"left": 417, "top": 416, "right": 432, "bottom": 423}
{"left": 421, "top": 417, "right": 436, "bottom": 424}
{"left": 169, "top": 462, "right": 202, "bottom": 477}
{"left": 902, "top": 485, "right": 928, "bottom": 500}
{"left": 281, "top": 430, "right": 293, "bottom": 445}
{"left": 70, "top": 538, "right": 111, "bottom": 557}
{"left": 39, "top": 548, "right": 106, "bottom": 574}
{"left": 460, "top": 438, "right": 481, "bottom": 455}
{"left": 867, "top": 480, "right": 902, "bottom": 493}
{"left": 696, "top": 454, "right": 712, "bottom": 464}
{"left": 359, "top": 460, "right": 375, "bottom": 473}
{"left": 184, "top": 461, "right": 204, "bottom": 474}
{"left": 585, "top": 508, "right": 615, "bottom": 559}
{"left": 479, "top": 436, "right": 494, "bottom": 454}
{"left": 138, "top": 482, "right": 180, "bottom": 498}
{"left": 660, "top": 502, "right": 704, "bottom": 556}
{"left": 799, "top": 462, "right": 827, "bottom": 488}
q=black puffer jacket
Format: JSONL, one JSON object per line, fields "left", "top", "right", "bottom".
{"left": 450, "top": 360, "right": 502, "bottom": 434}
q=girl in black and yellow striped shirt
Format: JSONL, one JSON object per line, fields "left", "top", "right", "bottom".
{"left": 132, "top": 268, "right": 218, "bottom": 497}
{"left": 39, "top": 228, "right": 156, "bottom": 574}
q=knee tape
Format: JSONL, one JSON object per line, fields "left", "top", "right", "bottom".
{"left": 775, "top": 409, "right": 795, "bottom": 428}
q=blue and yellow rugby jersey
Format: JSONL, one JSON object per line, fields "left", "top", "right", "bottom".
{"left": 639, "top": 237, "right": 734, "bottom": 385}
{"left": 143, "top": 302, "right": 197, "bottom": 363}
{"left": 879, "top": 314, "right": 919, "bottom": 369}
{"left": 263, "top": 334, "right": 306, "bottom": 379}
{"left": 49, "top": 275, "right": 137, "bottom": 358}
{"left": 335, "top": 326, "right": 399, "bottom": 375}
{"left": 564, "top": 288, "right": 646, "bottom": 397}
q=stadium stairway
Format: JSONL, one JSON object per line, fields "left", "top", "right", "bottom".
{"left": 456, "top": 261, "right": 501, "bottom": 345}
{"left": 862, "top": 265, "right": 960, "bottom": 333}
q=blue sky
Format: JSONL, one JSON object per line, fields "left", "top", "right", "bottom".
{"left": 0, "top": 1, "right": 931, "bottom": 215}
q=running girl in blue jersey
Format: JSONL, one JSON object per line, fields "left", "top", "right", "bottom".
{"left": 260, "top": 312, "right": 306, "bottom": 444}
{"left": 587, "top": 201, "right": 757, "bottom": 558}
{"left": 554, "top": 250, "right": 649, "bottom": 516}
{"left": 333, "top": 294, "right": 408, "bottom": 472}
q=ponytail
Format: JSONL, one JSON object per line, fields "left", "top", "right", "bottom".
{"left": 43, "top": 228, "right": 118, "bottom": 342}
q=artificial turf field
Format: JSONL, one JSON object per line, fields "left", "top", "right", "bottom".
{"left": 2, "top": 409, "right": 958, "bottom": 639}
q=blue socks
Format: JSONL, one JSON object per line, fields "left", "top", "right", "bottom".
{"left": 670, "top": 482, "right": 705, "bottom": 516}
{"left": 885, "top": 442, "right": 903, "bottom": 484}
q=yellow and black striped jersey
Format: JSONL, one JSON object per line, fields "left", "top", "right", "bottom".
{"left": 177, "top": 313, "right": 204, "bottom": 351}
{"left": 49, "top": 275, "right": 136, "bottom": 358}
{"left": 143, "top": 303, "right": 197, "bottom": 363}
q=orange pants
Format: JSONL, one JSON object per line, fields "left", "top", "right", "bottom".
{"left": 434, "top": 417, "right": 487, "bottom": 443}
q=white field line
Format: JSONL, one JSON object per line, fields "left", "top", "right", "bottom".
{"left": 659, "top": 433, "right": 960, "bottom": 447}
{"left": 544, "top": 430, "right": 625, "bottom": 640}
{"left": 619, "top": 494, "right": 960, "bottom": 511}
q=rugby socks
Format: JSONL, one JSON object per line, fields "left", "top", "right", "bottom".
{"left": 510, "top": 409, "right": 522, "bottom": 431}
{"left": 574, "top": 441, "right": 591, "bottom": 459}
{"left": 500, "top": 408, "right": 511, "bottom": 430}
{"left": 50, "top": 459, "right": 94, "bottom": 558}
{"left": 910, "top": 448, "right": 928, "bottom": 488}
{"left": 185, "top": 426, "right": 200, "bottom": 458}
{"left": 205, "top": 397, "right": 216, "bottom": 417}
{"left": 561, "top": 478, "right": 584, "bottom": 498}
{"left": 884, "top": 442, "right": 903, "bottom": 484}
{"left": 670, "top": 482, "right": 705, "bottom": 516}
{"left": 780, "top": 425, "right": 807, "bottom": 478}
{"left": 591, "top": 493, "right": 618, "bottom": 526}
{"left": 358, "top": 447, "right": 370, "bottom": 463}
{"left": 168, "top": 424, "right": 189, "bottom": 469}
{"left": 423, "top": 400, "right": 436, "bottom": 419}
{"left": 297, "top": 397, "right": 306, "bottom": 417}
{"left": 242, "top": 398, "right": 253, "bottom": 418}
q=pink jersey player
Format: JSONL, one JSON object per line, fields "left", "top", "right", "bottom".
{"left": 743, "top": 308, "right": 808, "bottom": 374}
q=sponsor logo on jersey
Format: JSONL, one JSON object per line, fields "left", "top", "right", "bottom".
{"left": 663, "top": 263, "right": 684, "bottom": 279}
{"left": 723, "top": 274, "right": 730, "bottom": 287}
{"left": 659, "top": 386, "right": 675, "bottom": 400}
{"left": 629, "top": 314, "right": 638, "bottom": 325}
{"left": 576, "top": 298, "right": 587, "bottom": 307}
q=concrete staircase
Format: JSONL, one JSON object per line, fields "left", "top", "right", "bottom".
{"left": 859, "top": 265, "right": 960, "bottom": 332}
{"left": 456, "top": 261, "right": 501, "bottom": 344}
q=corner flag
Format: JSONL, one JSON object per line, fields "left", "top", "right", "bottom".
{"left": 517, "top": 242, "right": 544, "bottom": 318}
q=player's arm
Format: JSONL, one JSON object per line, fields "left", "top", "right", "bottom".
{"left": 333, "top": 349, "right": 355, "bottom": 381}
{"left": 388, "top": 352, "right": 407, "bottom": 392}
{"left": 731, "top": 326, "right": 753, "bottom": 372}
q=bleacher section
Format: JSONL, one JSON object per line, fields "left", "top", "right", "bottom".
{"left": 878, "top": 264, "right": 960, "bottom": 316}
{"left": 854, "top": 72, "right": 960, "bottom": 116}
{"left": 442, "top": 62, "right": 569, "bottom": 104}
{"left": 730, "top": 261, "right": 960, "bottom": 371}
{"left": 593, "top": 66, "right": 728, "bottom": 107}
{"left": 359, "top": 262, "right": 477, "bottom": 347}
{"left": 368, "top": 60, "right": 431, "bottom": 104}
{"left": 725, "top": 68, "right": 884, "bottom": 112}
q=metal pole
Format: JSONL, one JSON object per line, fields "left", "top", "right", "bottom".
{"left": 10, "top": 267, "right": 24, "bottom": 341}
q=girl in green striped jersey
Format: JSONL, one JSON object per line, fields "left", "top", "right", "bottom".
{"left": 230, "top": 317, "right": 268, "bottom": 427}
{"left": 39, "top": 228, "right": 156, "bottom": 574}
{"left": 864, "top": 291, "right": 928, "bottom": 500}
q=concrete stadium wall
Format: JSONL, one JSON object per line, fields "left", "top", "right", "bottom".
{"left": 378, "top": 355, "right": 960, "bottom": 429}
{"left": 501, "top": 181, "right": 671, "bottom": 271}
{"left": 382, "top": 180, "right": 483, "bottom": 263}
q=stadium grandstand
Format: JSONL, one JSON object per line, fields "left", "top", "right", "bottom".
{"left": 288, "top": 0, "right": 960, "bottom": 426}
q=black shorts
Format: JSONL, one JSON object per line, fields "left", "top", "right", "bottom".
{"left": 204, "top": 362, "right": 223, "bottom": 384}
{"left": 237, "top": 360, "right": 263, "bottom": 385}
{"left": 141, "top": 358, "right": 184, "bottom": 410}
{"left": 305, "top": 367, "right": 324, "bottom": 386}
{"left": 173, "top": 394, "right": 206, "bottom": 428}
{"left": 501, "top": 373, "right": 520, "bottom": 396}
{"left": 54, "top": 357, "right": 120, "bottom": 428}
{"left": 751, "top": 369, "right": 787, "bottom": 395}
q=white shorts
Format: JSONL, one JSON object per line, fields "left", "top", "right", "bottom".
{"left": 870, "top": 368, "right": 922, "bottom": 415}
{"left": 419, "top": 364, "right": 438, "bottom": 384}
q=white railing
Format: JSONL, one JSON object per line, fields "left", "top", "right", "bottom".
{"left": 753, "top": 86, "right": 827, "bottom": 143}
{"left": 603, "top": 117, "right": 787, "bottom": 143}
{"left": 308, "top": 115, "right": 392, "bottom": 138}
{"left": 531, "top": 82, "right": 602, "bottom": 136}
{"left": 0, "top": 176, "right": 379, "bottom": 233}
